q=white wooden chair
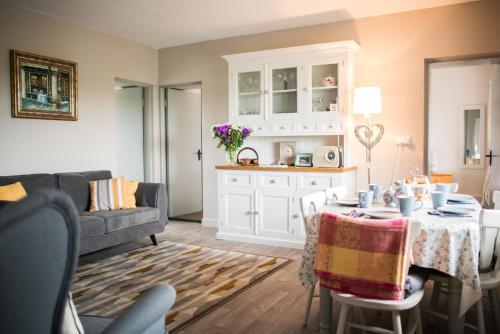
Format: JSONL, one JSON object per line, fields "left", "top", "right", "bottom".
{"left": 427, "top": 190, "right": 500, "bottom": 334}
{"left": 299, "top": 191, "right": 327, "bottom": 326}
{"left": 331, "top": 220, "right": 424, "bottom": 334}
{"left": 325, "top": 186, "right": 348, "bottom": 203}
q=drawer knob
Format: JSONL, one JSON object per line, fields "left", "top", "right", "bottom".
{"left": 280, "top": 126, "right": 285, "bottom": 130}
{"left": 292, "top": 214, "right": 299, "bottom": 219}
{"left": 311, "top": 181, "right": 317, "bottom": 186}
{"left": 328, "top": 125, "right": 333, "bottom": 129}
{"left": 303, "top": 125, "right": 308, "bottom": 129}
{"left": 270, "top": 179, "right": 276, "bottom": 184}
{"left": 257, "top": 127, "right": 262, "bottom": 130}
{"left": 231, "top": 178, "right": 238, "bottom": 182}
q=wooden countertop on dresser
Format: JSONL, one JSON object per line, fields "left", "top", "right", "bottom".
{"left": 215, "top": 165, "right": 357, "bottom": 173}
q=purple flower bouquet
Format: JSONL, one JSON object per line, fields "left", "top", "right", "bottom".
{"left": 212, "top": 124, "right": 252, "bottom": 164}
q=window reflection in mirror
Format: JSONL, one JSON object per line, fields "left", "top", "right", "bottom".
{"left": 464, "top": 108, "right": 481, "bottom": 165}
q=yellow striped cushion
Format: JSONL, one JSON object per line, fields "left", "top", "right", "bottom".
{"left": 0, "top": 182, "right": 27, "bottom": 201}
{"left": 89, "top": 177, "right": 126, "bottom": 212}
{"left": 124, "top": 180, "right": 139, "bottom": 209}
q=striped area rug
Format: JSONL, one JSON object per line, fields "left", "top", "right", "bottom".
{"left": 72, "top": 241, "right": 290, "bottom": 332}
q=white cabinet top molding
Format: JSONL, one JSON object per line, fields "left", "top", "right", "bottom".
{"left": 222, "top": 41, "right": 360, "bottom": 64}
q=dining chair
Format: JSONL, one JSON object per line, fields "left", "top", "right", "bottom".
{"left": 427, "top": 191, "right": 500, "bottom": 334}
{"left": 331, "top": 220, "right": 424, "bottom": 334}
{"left": 324, "top": 186, "right": 348, "bottom": 203}
{"left": 299, "top": 191, "right": 328, "bottom": 326}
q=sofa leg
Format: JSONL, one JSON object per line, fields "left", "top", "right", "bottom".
{"left": 150, "top": 234, "right": 158, "bottom": 246}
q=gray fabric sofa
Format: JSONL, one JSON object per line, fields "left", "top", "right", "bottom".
{"left": 0, "top": 170, "right": 167, "bottom": 254}
{"left": 0, "top": 189, "right": 175, "bottom": 333}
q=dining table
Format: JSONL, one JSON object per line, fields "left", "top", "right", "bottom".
{"left": 298, "top": 194, "right": 482, "bottom": 334}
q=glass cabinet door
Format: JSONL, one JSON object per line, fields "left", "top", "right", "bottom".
{"left": 237, "top": 70, "right": 262, "bottom": 117}
{"left": 310, "top": 63, "right": 339, "bottom": 113}
{"left": 270, "top": 67, "right": 298, "bottom": 116}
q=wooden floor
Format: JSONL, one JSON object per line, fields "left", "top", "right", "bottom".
{"left": 80, "top": 221, "right": 498, "bottom": 334}
{"left": 170, "top": 211, "right": 203, "bottom": 222}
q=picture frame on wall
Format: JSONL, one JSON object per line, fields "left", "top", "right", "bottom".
{"left": 10, "top": 50, "right": 78, "bottom": 121}
{"left": 294, "top": 153, "right": 313, "bottom": 167}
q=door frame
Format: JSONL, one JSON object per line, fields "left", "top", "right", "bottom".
{"left": 161, "top": 82, "right": 203, "bottom": 220}
{"left": 423, "top": 52, "right": 500, "bottom": 174}
{"left": 115, "top": 78, "right": 150, "bottom": 181}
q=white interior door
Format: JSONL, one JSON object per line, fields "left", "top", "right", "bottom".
{"left": 483, "top": 64, "right": 500, "bottom": 206}
{"left": 115, "top": 86, "right": 144, "bottom": 181}
{"left": 167, "top": 87, "right": 202, "bottom": 218}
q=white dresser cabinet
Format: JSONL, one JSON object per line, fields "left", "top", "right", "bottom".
{"left": 216, "top": 166, "right": 356, "bottom": 248}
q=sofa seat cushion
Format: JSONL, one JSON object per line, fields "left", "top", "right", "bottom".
{"left": 79, "top": 215, "right": 106, "bottom": 238}
{"left": 81, "top": 207, "right": 159, "bottom": 233}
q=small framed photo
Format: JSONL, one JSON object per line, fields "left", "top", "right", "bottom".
{"left": 294, "top": 153, "right": 313, "bottom": 167}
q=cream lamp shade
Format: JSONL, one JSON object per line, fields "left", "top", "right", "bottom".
{"left": 353, "top": 87, "right": 382, "bottom": 114}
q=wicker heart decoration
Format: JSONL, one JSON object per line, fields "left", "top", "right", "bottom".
{"left": 354, "top": 124, "right": 384, "bottom": 150}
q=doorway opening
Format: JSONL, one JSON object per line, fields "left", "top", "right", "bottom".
{"left": 424, "top": 54, "right": 500, "bottom": 201}
{"left": 165, "top": 83, "right": 203, "bottom": 222}
{"left": 115, "top": 79, "right": 146, "bottom": 181}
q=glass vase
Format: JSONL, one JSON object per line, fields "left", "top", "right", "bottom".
{"left": 226, "top": 150, "right": 237, "bottom": 165}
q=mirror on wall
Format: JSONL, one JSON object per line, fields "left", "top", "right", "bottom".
{"left": 458, "top": 104, "right": 485, "bottom": 169}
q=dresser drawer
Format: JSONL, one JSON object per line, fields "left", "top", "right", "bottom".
{"left": 295, "top": 122, "right": 317, "bottom": 133}
{"left": 319, "top": 121, "right": 341, "bottom": 132}
{"left": 273, "top": 123, "right": 293, "bottom": 134}
{"left": 253, "top": 124, "right": 272, "bottom": 135}
{"left": 257, "top": 173, "right": 295, "bottom": 189}
{"left": 221, "top": 172, "right": 253, "bottom": 187}
{"left": 297, "top": 173, "right": 333, "bottom": 190}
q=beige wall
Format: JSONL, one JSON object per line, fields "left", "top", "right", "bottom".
{"left": 0, "top": 4, "right": 158, "bottom": 176}
{"left": 158, "top": 0, "right": 500, "bottom": 221}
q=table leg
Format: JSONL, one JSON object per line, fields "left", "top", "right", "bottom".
{"left": 320, "top": 286, "right": 332, "bottom": 334}
{"left": 447, "top": 276, "right": 465, "bottom": 334}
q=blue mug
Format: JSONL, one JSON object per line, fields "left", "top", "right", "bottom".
{"left": 358, "top": 190, "right": 374, "bottom": 208}
{"left": 431, "top": 191, "right": 447, "bottom": 209}
{"left": 369, "top": 184, "right": 382, "bottom": 201}
{"left": 397, "top": 196, "right": 423, "bottom": 217}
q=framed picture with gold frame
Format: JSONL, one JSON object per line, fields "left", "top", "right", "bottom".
{"left": 10, "top": 50, "right": 78, "bottom": 121}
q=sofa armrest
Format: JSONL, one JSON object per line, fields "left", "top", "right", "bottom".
{"left": 135, "top": 182, "right": 167, "bottom": 226}
{"left": 101, "top": 284, "right": 176, "bottom": 334}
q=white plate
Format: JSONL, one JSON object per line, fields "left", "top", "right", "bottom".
{"left": 437, "top": 206, "right": 475, "bottom": 216}
{"left": 447, "top": 195, "right": 475, "bottom": 204}
{"left": 336, "top": 199, "right": 359, "bottom": 207}
{"left": 366, "top": 210, "right": 402, "bottom": 219}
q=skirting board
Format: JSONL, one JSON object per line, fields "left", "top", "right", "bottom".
{"left": 216, "top": 232, "right": 305, "bottom": 249}
{"left": 202, "top": 218, "right": 219, "bottom": 228}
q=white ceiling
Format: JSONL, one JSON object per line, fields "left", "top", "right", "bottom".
{"left": 8, "top": 0, "right": 476, "bottom": 49}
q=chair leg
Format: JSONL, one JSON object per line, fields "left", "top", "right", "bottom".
{"left": 488, "top": 289, "right": 500, "bottom": 332}
{"left": 358, "top": 308, "right": 367, "bottom": 334}
{"left": 302, "top": 284, "right": 315, "bottom": 326}
{"left": 336, "top": 304, "right": 351, "bottom": 334}
{"left": 391, "top": 311, "right": 403, "bottom": 334}
{"left": 150, "top": 234, "right": 158, "bottom": 246}
{"left": 414, "top": 305, "right": 423, "bottom": 334}
{"left": 476, "top": 299, "right": 486, "bottom": 334}
{"left": 430, "top": 281, "right": 442, "bottom": 307}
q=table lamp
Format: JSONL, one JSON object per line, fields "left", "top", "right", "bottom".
{"left": 353, "top": 87, "right": 384, "bottom": 184}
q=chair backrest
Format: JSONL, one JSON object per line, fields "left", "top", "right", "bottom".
{"left": 324, "top": 186, "right": 347, "bottom": 202}
{"left": 493, "top": 191, "right": 500, "bottom": 210}
{"left": 299, "top": 191, "right": 327, "bottom": 231}
{"left": 0, "top": 190, "right": 80, "bottom": 333}
{"left": 479, "top": 208, "right": 500, "bottom": 275}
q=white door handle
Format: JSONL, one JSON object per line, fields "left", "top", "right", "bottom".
{"left": 270, "top": 179, "right": 276, "bottom": 184}
{"left": 231, "top": 178, "right": 238, "bottom": 182}
{"left": 311, "top": 181, "right": 317, "bottom": 186}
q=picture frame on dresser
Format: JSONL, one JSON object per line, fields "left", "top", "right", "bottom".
{"left": 10, "top": 50, "right": 78, "bottom": 121}
{"left": 295, "top": 153, "right": 313, "bottom": 167}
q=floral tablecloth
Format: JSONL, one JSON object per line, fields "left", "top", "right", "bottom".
{"left": 299, "top": 199, "right": 482, "bottom": 316}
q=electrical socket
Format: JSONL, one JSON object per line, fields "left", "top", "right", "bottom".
{"left": 397, "top": 136, "right": 412, "bottom": 146}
